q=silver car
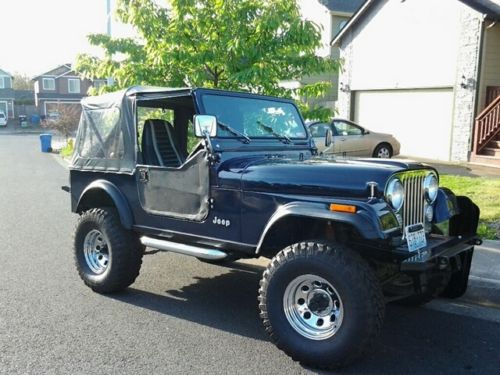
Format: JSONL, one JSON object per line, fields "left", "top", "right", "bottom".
{"left": 0, "top": 112, "right": 7, "bottom": 127}
{"left": 307, "top": 119, "right": 400, "bottom": 158}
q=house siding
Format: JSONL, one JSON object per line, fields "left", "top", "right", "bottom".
{"left": 296, "top": 1, "right": 352, "bottom": 111}
{"left": 348, "top": 0, "right": 462, "bottom": 90}
{"left": 478, "top": 24, "right": 500, "bottom": 110}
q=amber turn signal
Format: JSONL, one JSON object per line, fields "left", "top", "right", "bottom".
{"left": 330, "top": 203, "right": 357, "bottom": 214}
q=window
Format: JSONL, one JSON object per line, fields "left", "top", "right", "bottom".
{"left": 309, "top": 123, "right": 331, "bottom": 138}
{"left": 201, "top": 94, "right": 307, "bottom": 139}
{"left": 337, "top": 20, "right": 348, "bottom": 33}
{"left": 333, "top": 121, "right": 363, "bottom": 136}
{"left": 77, "top": 107, "right": 122, "bottom": 159}
{"left": 68, "top": 79, "right": 80, "bottom": 93}
{"left": 0, "top": 76, "right": 10, "bottom": 89}
{"left": 42, "top": 78, "right": 55, "bottom": 90}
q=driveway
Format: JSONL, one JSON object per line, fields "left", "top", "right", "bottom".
{"left": 0, "top": 134, "right": 499, "bottom": 374}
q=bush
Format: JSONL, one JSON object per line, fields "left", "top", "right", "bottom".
{"left": 47, "top": 106, "right": 80, "bottom": 140}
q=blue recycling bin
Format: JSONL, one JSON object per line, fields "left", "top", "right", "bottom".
{"left": 31, "top": 114, "right": 41, "bottom": 125}
{"left": 40, "top": 134, "right": 52, "bottom": 152}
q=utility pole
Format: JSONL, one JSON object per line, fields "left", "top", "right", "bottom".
{"left": 106, "top": 0, "right": 114, "bottom": 86}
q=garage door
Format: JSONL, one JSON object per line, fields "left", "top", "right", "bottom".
{"left": 353, "top": 89, "right": 454, "bottom": 161}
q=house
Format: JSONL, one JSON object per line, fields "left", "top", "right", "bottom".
{"left": 332, "top": 0, "right": 500, "bottom": 166}
{"left": 0, "top": 68, "right": 15, "bottom": 119}
{"left": 296, "top": 0, "right": 364, "bottom": 109}
{"left": 32, "top": 64, "right": 93, "bottom": 116}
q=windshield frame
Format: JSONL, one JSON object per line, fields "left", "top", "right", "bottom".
{"left": 194, "top": 89, "right": 309, "bottom": 141}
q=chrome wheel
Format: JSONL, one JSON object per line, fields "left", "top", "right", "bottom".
{"left": 83, "top": 229, "right": 110, "bottom": 274}
{"left": 283, "top": 274, "right": 344, "bottom": 340}
{"left": 376, "top": 147, "right": 391, "bottom": 158}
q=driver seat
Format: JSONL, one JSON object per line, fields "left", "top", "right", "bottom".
{"left": 142, "top": 119, "right": 183, "bottom": 167}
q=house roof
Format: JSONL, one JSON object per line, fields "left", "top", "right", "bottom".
{"left": 32, "top": 63, "right": 73, "bottom": 80}
{"left": 331, "top": 0, "right": 500, "bottom": 47}
{"left": 319, "top": 0, "right": 365, "bottom": 14}
{"left": 0, "top": 68, "right": 13, "bottom": 77}
{"left": 14, "top": 90, "right": 35, "bottom": 101}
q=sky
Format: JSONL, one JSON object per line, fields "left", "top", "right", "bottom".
{"left": 0, "top": 0, "right": 134, "bottom": 77}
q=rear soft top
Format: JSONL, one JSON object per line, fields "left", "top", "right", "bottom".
{"left": 71, "top": 86, "right": 191, "bottom": 174}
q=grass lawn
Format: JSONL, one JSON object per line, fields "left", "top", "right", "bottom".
{"left": 440, "top": 175, "right": 500, "bottom": 240}
{"left": 59, "top": 139, "right": 74, "bottom": 159}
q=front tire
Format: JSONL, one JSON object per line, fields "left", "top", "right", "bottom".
{"left": 74, "top": 208, "right": 144, "bottom": 293}
{"left": 258, "top": 242, "right": 384, "bottom": 370}
{"left": 373, "top": 143, "right": 393, "bottom": 158}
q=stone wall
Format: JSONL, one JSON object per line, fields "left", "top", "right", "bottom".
{"left": 450, "top": 5, "right": 483, "bottom": 161}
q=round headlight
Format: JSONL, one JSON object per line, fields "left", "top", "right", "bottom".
{"left": 423, "top": 174, "right": 438, "bottom": 203}
{"left": 386, "top": 179, "right": 405, "bottom": 212}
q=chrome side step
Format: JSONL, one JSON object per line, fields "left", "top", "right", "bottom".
{"left": 140, "top": 236, "right": 228, "bottom": 260}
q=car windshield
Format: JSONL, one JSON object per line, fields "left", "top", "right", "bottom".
{"left": 200, "top": 94, "right": 307, "bottom": 139}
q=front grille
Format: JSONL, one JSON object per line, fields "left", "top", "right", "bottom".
{"left": 399, "top": 172, "right": 426, "bottom": 237}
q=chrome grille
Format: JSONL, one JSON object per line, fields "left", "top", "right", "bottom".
{"left": 400, "top": 172, "right": 426, "bottom": 236}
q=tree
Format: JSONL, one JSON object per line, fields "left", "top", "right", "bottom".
{"left": 47, "top": 105, "right": 80, "bottom": 140}
{"left": 12, "top": 73, "right": 32, "bottom": 90}
{"left": 76, "top": 0, "right": 338, "bottom": 120}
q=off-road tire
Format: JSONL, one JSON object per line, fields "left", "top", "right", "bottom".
{"left": 373, "top": 143, "right": 393, "bottom": 158}
{"left": 258, "top": 242, "right": 385, "bottom": 370}
{"left": 74, "top": 208, "right": 143, "bottom": 293}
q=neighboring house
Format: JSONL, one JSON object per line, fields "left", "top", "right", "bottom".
{"left": 32, "top": 64, "right": 93, "bottom": 116}
{"left": 332, "top": 0, "right": 500, "bottom": 166}
{"left": 296, "top": 0, "right": 364, "bottom": 110}
{"left": 0, "top": 68, "right": 15, "bottom": 119}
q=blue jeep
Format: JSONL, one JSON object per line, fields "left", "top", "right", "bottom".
{"left": 69, "top": 86, "right": 480, "bottom": 369}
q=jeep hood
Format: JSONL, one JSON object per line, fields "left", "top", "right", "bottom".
{"left": 218, "top": 156, "right": 433, "bottom": 198}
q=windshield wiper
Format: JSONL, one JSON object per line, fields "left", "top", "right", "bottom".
{"left": 257, "top": 121, "right": 292, "bottom": 144}
{"left": 217, "top": 121, "right": 251, "bottom": 144}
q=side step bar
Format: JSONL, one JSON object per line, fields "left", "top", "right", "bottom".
{"left": 140, "top": 236, "right": 228, "bottom": 260}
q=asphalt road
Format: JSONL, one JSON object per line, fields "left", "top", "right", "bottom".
{"left": 1, "top": 134, "right": 499, "bottom": 375}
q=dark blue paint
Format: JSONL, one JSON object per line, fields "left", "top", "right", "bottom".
{"left": 70, "top": 89, "right": 453, "bottom": 257}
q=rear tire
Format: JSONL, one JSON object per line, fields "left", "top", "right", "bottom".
{"left": 74, "top": 208, "right": 144, "bottom": 293}
{"left": 258, "top": 242, "right": 384, "bottom": 370}
{"left": 373, "top": 143, "right": 393, "bottom": 158}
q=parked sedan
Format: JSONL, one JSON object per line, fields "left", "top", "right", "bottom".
{"left": 0, "top": 112, "right": 7, "bottom": 127}
{"left": 307, "top": 119, "right": 400, "bottom": 158}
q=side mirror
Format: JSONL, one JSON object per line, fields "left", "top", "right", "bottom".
{"left": 364, "top": 130, "right": 370, "bottom": 135}
{"left": 325, "top": 128, "right": 333, "bottom": 147}
{"left": 194, "top": 115, "right": 217, "bottom": 138}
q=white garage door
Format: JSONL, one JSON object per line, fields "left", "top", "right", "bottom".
{"left": 353, "top": 89, "right": 454, "bottom": 161}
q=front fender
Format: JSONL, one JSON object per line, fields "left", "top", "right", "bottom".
{"left": 255, "top": 200, "right": 397, "bottom": 254}
{"left": 76, "top": 180, "right": 133, "bottom": 229}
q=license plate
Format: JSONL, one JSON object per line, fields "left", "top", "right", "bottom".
{"left": 405, "top": 223, "right": 427, "bottom": 252}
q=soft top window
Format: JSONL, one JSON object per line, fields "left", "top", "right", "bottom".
{"left": 77, "top": 107, "right": 123, "bottom": 159}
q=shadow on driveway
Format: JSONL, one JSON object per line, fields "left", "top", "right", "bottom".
{"left": 109, "top": 261, "right": 500, "bottom": 373}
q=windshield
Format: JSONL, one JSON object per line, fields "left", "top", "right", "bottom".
{"left": 200, "top": 94, "right": 307, "bottom": 139}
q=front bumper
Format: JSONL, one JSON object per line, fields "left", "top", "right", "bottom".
{"left": 399, "top": 233, "right": 481, "bottom": 272}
